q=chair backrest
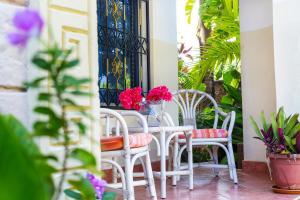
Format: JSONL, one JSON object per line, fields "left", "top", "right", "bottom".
{"left": 99, "top": 108, "right": 148, "bottom": 151}
{"left": 171, "top": 89, "right": 228, "bottom": 129}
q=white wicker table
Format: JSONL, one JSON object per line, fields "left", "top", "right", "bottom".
{"left": 128, "top": 125, "right": 194, "bottom": 199}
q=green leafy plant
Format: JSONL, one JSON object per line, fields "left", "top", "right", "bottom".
{"left": 0, "top": 115, "right": 55, "bottom": 200}
{"left": 184, "top": 0, "right": 240, "bottom": 89}
{"left": 250, "top": 107, "right": 300, "bottom": 154}
{"left": 219, "top": 68, "right": 242, "bottom": 144}
{"left": 28, "top": 43, "right": 102, "bottom": 200}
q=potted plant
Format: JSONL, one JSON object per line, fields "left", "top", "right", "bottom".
{"left": 250, "top": 107, "right": 300, "bottom": 192}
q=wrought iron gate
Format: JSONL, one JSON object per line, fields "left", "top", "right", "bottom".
{"left": 97, "top": 0, "right": 150, "bottom": 108}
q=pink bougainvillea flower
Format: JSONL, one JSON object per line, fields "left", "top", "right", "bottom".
{"left": 130, "top": 87, "right": 143, "bottom": 110}
{"left": 7, "top": 9, "right": 44, "bottom": 47}
{"left": 119, "top": 87, "right": 143, "bottom": 111}
{"left": 146, "top": 85, "right": 172, "bottom": 103}
{"left": 87, "top": 173, "right": 107, "bottom": 199}
{"left": 119, "top": 89, "right": 133, "bottom": 109}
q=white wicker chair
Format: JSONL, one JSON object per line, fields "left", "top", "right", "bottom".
{"left": 167, "top": 89, "right": 238, "bottom": 185}
{"left": 100, "top": 108, "right": 157, "bottom": 200}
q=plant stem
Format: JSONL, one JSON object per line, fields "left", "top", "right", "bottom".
{"left": 53, "top": 74, "right": 70, "bottom": 200}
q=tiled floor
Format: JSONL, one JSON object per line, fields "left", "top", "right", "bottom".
{"left": 130, "top": 169, "right": 300, "bottom": 200}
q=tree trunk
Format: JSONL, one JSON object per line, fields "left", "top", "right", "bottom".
{"left": 197, "top": 0, "right": 214, "bottom": 96}
{"left": 197, "top": 0, "right": 211, "bottom": 48}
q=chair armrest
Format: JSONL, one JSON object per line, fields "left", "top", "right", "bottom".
{"left": 161, "top": 111, "right": 176, "bottom": 127}
{"left": 119, "top": 110, "right": 148, "bottom": 133}
{"left": 221, "top": 111, "right": 236, "bottom": 139}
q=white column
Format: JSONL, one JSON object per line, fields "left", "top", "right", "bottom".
{"left": 240, "top": 0, "right": 276, "bottom": 162}
{"left": 273, "top": 0, "right": 300, "bottom": 115}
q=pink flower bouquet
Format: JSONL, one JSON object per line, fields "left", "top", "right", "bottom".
{"left": 119, "top": 85, "right": 172, "bottom": 111}
{"left": 146, "top": 85, "right": 172, "bottom": 103}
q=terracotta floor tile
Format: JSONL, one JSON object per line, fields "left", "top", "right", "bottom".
{"left": 116, "top": 169, "right": 300, "bottom": 200}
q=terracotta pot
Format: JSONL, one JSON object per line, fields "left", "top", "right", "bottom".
{"left": 269, "top": 153, "right": 300, "bottom": 189}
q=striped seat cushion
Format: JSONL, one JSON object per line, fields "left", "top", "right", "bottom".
{"left": 178, "top": 129, "right": 228, "bottom": 139}
{"left": 101, "top": 133, "right": 153, "bottom": 151}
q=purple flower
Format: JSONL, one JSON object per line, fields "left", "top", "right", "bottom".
{"left": 7, "top": 9, "right": 44, "bottom": 47}
{"left": 87, "top": 173, "right": 106, "bottom": 199}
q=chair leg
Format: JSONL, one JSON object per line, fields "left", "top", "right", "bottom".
{"left": 228, "top": 141, "right": 238, "bottom": 184}
{"left": 187, "top": 134, "right": 193, "bottom": 190}
{"left": 124, "top": 154, "right": 135, "bottom": 200}
{"left": 172, "top": 136, "right": 179, "bottom": 186}
{"left": 144, "top": 151, "right": 157, "bottom": 200}
{"left": 112, "top": 157, "right": 118, "bottom": 183}
{"left": 212, "top": 146, "right": 219, "bottom": 177}
{"left": 176, "top": 145, "right": 186, "bottom": 182}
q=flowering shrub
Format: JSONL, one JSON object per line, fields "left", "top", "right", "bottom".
{"left": 119, "top": 87, "right": 143, "bottom": 111}
{"left": 146, "top": 85, "right": 172, "bottom": 103}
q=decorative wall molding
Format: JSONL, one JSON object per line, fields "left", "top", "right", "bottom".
{"left": 0, "top": 0, "right": 27, "bottom": 6}
{"left": 0, "top": 85, "right": 26, "bottom": 92}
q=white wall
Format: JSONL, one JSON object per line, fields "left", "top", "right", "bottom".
{"left": 149, "top": 0, "right": 178, "bottom": 124}
{"left": 240, "top": 0, "right": 276, "bottom": 162}
{"left": 0, "top": 2, "right": 28, "bottom": 125}
{"left": 273, "top": 0, "right": 300, "bottom": 115}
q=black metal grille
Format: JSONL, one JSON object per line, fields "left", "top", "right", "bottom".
{"left": 97, "top": 0, "right": 150, "bottom": 108}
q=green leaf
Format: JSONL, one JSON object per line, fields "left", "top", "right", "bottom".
{"left": 63, "top": 75, "right": 90, "bottom": 87}
{"left": 271, "top": 112, "right": 279, "bottom": 139}
{"left": 34, "top": 106, "right": 57, "bottom": 117}
{"left": 32, "top": 57, "right": 51, "bottom": 71}
{"left": 74, "top": 121, "right": 86, "bottom": 135}
{"left": 38, "top": 93, "right": 52, "bottom": 101}
{"left": 68, "top": 176, "right": 95, "bottom": 200}
{"left": 63, "top": 98, "right": 77, "bottom": 106}
{"left": 223, "top": 83, "right": 242, "bottom": 103}
{"left": 284, "top": 135, "right": 296, "bottom": 153}
{"left": 260, "top": 111, "right": 268, "bottom": 132}
{"left": 290, "top": 123, "right": 300, "bottom": 138}
{"left": 221, "top": 95, "right": 234, "bottom": 106}
{"left": 69, "top": 90, "right": 92, "bottom": 96}
{"left": 249, "top": 116, "right": 263, "bottom": 140}
{"left": 64, "top": 189, "right": 83, "bottom": 200}
{"left": 185, "top": 0, "right": 196, "bottom": 24}
{"left": 277, "top": 107, "right": 285, "bottom": 128}
{"left": 285, "top": 114, "right": 299, "bottom": 136}
{"left": 0, "top": 114, "right": 55, "bottom": 200}
{"left": 61, "top": 59, "right": 80, "bottom": 70}
{"left": 24, "top": 77, "right": 46, "bottom": 88}
{"left": 70, "top": 148, "right": 96, "bottom": 167}
{"left": 33, "top": 121, "right": 60, "bottom": 138}
{"left": 103, "top": 192, "right": 117, "bottom": 200}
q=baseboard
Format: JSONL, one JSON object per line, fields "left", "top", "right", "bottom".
{"left": 242, "top": 160, "right": 269, "bottom": 174}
